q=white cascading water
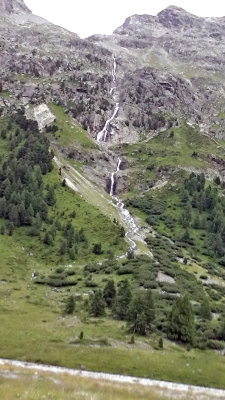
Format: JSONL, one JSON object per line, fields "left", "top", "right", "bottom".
{"left": 110, "top": 172, "right": 115, "bottom": 196}
{"left": 97, "top": 103, "right": 119, "bottom": 142}
{"left": 110, "top": 158, "right": 121, "bottom": 197}
{"left": 111, "top": 158, "right": 138, "bottom": 252}
{"left": 97, "top": 56, "right": 139, "bottom": 253}
{"left": 112, "top": 55, "right": 117, "bottom": 82}
{"left": 96, "top": 56, "right": 120, "bottom": 143}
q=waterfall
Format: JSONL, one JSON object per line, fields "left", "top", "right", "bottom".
{"left": 109, "top": 158, "right": 120, "bottom": 198}
{"left": 116, "top": 158, "right": 122, "bottom": 172}
{"left": 97, "top": 103, "right": 119, "bottom": 143}
{"left": 110, "top": 173, "right": 115, "bottom": 196}
{"left": 97, "top": 57, "right": 141, "bottom": 254}
{"left": 109, "top": 157, "right": 138, "bottom": 252}
{"left": 96, "top": 55, "right": 119, "bottom": 143}
{"left": 110, "top": 87, "right": 116, "bottom": 95}
{"left": 110, "top": 158, "right": 121, "bottom": 196}
{"left": 112, "top": 55, "right": 117, "bottom": 82}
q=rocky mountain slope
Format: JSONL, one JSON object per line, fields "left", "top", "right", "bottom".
{"left": 0, "top": 0, "right": 113, "bottom": 137}
{"left": 2, "top": 2, "right": 225, "bottom": 144}
{"left": 0, "top": 0, "right": 30, "bottom": 13}
{"left": 1, "top": 0, "right": 225, "bottom": 389}
{"left": 89, "top": 6, "right": 225, "bottom": 141}
{"left": 1, "top": 1, "right": 225, "bottom": 192}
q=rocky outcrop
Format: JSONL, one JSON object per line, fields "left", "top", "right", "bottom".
{"left": 0, "top": 1, "right": 113, "bottom": 134}
{"left": 0, "top": 0, "right": 31, "bottom": 14}
{"left": 25, "top": 103, "right": 55, "bottom": 131}
{"left": 157, "top": 6, "right": 201, "bottom": 29}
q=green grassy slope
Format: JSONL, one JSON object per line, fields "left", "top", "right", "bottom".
{"left": 117, "top": 123, "right": 225, "bottom": 195}
{"left": 1, "top": 112, "right": 225, "bottom": 389}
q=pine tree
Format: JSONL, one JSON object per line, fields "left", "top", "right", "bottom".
{"left": 119, "top": 226, "right": 125, "bottom": 237}
{"left": 93, "top": 243, "right": 102, "bottom": 255}
{"left": 1, "top": 129, "right": 7, "bottom": 139}
{"left": 26, "top": 204, "right": 34, "bottom": 225}
{"left": 69, "top": 245, "right": 77, "bottom": 260}
{"left": 114, "top": 280, "right": 132, "bottom": 320}
{"left": 127, "top": 290, "right": 155, "bottom": 335}
{"left": 103, "top": 280, "right": 116, "bottom": 308}
{"left": 180, "top": 188, "right": 189, "bottom": 204}
{"left": 65, "top": 295, "right": 75, "bottom": 314}
{"left": 43, "top": 231, "right": 53, "bottom": 245}
{"left": 193, "top": 214, "right": 200, "bottom": 229}
{"left": 46, "top": 186, "right": 56, "bottom": 206}
{"left": 0, "top": 197, "right": 6, "bottom": 217}
{"left": 89, "top": 290, "right": 105, "bottom": 317}
{"left": 8, "top": 222, "right": 14, "bottom": 236}
{"left": 168, "top": 295, "right": 195, "bottom": 345}
{"left": 9, "top": 205, "right": 19, "bottom": 226}
{"left": 59, "top": 239, "right": 67, "bottom": 256}
{"left": 200, "top": 298, "right": 211, "bottom": 321}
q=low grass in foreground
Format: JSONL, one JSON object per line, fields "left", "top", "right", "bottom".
{"left": 0, "top": 364, "right": 223, "bottom": 400}
{"left": 0, "top": 281, "right": 225, "bottom": 390}
{"left": 0, "top": 372, "right": 165, "bottom": 400}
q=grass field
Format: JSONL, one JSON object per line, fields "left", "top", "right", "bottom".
{"left": 0, "top": 365, "right": 175, "bottom": 400}
{"left": 1, "top": 362, "right": 224, "bottom": 400}
{"left": 0, "top": 266, "right": 225, "bottom": 390}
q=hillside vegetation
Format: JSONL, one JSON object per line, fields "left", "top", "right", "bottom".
{"left": 0, "top": 111, "right": 225, "bottom": 389}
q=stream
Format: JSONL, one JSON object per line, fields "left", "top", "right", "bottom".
{"left": 110, "top": 157, "right": 138, "bottom": 252}
{"left": 96, "top": 55, "right": 119, "bottom": 143}
{"left": 96, "top": 56, "right": 146, "bottom": 254}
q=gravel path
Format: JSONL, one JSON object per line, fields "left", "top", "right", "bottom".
{"left": 0, "top": 358, "right": 224, "bottom": 399}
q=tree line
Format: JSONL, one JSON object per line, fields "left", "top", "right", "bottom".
{"left": 65, "top": 279, "right": 201, "bottom": 345}
{"left": 0, "top": 112, "right": 53, "bottom": 236}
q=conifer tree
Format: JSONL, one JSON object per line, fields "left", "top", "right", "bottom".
{"left": 114, "top": 280, "right": 132, "bottom": 320}
{"left": 103, "top": 280, "right": 116, "bottom": 308}
{"left": 90, "top": 290, "right": 105, "bottom": 317}
{"left": 65, "top": 295, "right": 75, "bottom": 314}
{"left": 168, "top": 295, "right": 195, "bottom": 345}
{"left": 200, "top": 298, "right": 211, "bottom": 321}
{"left": 127, "top": 289, "right": 155, "bottom": 335}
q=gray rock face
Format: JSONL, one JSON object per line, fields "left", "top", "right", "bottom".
{"left": 157, "top": 6, "right": 201, "bottom": 29}
{"left": 89, "top": 6, "right": 225, "bottom": 141}
{"left": 2, "top": 3, "right": 225, "bottom": 146}
{"left": 0, "top": 0, "right": 31, "bottom": 14}
{"left": 0, "top": 1, "right": 113, "bottom": 136}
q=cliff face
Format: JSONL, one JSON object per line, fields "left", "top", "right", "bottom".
{"left": 0, "top": 0, "right": 31, "bottom": 14}
{"left": 0, "top": 0, "right": 113, "bottom": 136}
{"left": 88, "top": 6, "right": 225, "bottom": 141}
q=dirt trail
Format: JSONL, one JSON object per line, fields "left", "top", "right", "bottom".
{"left": 0, "top": 358, "right": 224, "bottom": 399}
